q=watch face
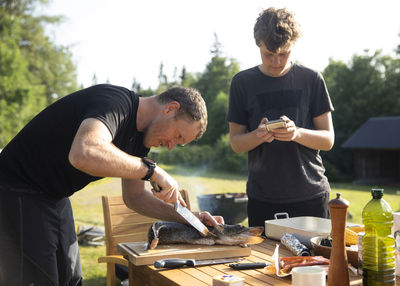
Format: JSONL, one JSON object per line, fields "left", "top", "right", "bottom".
{"left": 143, "top": 157, "right": 156, "bottom": 166}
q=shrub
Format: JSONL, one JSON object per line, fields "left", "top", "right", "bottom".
{"left": 149, "top": 133, "right": 248, "bottom": 174}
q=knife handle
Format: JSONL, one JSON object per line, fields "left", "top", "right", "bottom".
{"left": 150, "top": 181, "right": 161, "bottom": 192}
{"left": 151, "top": 181, "right": 189, "bottom": 210}
{"left": 229, "top": 262, "right": 268, "bottom": 270}
{"left": 154, "top": 258, "right": 195, "bottom": 269}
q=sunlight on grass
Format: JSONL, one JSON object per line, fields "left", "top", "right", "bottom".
{"left": 330, "top": 183, "right": 400, "bottom": 224}
{"left": 70, "top": 165, "right": 400, "bottom": 284}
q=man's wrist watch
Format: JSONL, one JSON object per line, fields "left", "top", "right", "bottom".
{"left": 141, "top": 157, "right": 156, "bottom": 181}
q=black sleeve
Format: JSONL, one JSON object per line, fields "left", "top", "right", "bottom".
{"left": 82, "top": 85, "right": 133, "bottom": 139}
{"left": 310, "top": 72, "right": 334, "bottom": 118}
{"left": 227, "top": 75, "right": 248, "bottom": 126}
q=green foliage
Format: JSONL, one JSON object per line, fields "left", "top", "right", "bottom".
{"left": 151, "top": 145, "right": 215, "bottom": 167}
{"left": 18, "top": 13, "right": 78, "bottom": 102}
{"left": 0, "top": 1, "right": 78, "bottom": 148}
{"left": 213, "top": 133, "right": 247, "bottom": 173}
{"left": 179, "top": 67, "right": 198, "bottom": 88}
{"left": 194, "top": 53, "right": 239, "bottom": 144}
{"left": 139, "top": 34, "right": 240, "bottom": 146}
{"left": 195, "top": 55, "right": 238, "bottom": 106}
{"left": 204, "top": 91, "right": 229, "bottom": 145}
{"left": 0, "top": 8, "right": 46, "bottom": 146}
{"left": 0, "top": 0, "right": 45, "bottom": 16}
{"left": 150, "top": 133, "right": 247, "bottom": 173}
{"left": 322, "top": 51, "right": 400, "bottom": 179}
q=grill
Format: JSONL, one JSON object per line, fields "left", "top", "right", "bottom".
{"left": 197, "top": 193, "right": 248, "bottom": 224}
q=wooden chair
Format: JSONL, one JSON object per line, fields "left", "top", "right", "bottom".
{"left": 98, "top": 190, "right": 191, "bottom": 286}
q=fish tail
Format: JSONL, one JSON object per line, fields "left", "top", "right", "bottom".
{"left": 246, "top": 236, "right": 264, "bottom": 244}
{"left": 150, "top": 238, "right": 159, "bottom": 250}
{"left": 149, "top": 222, "right": 167, "bottom": 249}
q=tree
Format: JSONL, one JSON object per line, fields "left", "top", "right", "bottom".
{"left": 131, "top": 77, "right": 154, "bottom": 97}
{"left": 0, "top": 0, "right": 78, "bottom": 147}
{"left": 16, "top": 8, "right": 78, "bottom": 102}
{"left": 1, "top": 0, "right": 38, "bottom": 16}
{"left": 205, "top": 91, "right": 229, "bottom": 144}
{"left": 179, "top": 66, "right": 197, "bottom": 88}
{"left": 194, "top": 34, "right": 240, "bottom": 145}
{"left": 131, "top": 77, "right": 141, "bottom": 93}
{"left": 322, "top": 50, "right": 400, "bottom": 179}
{"left": 180, "top": 66, "right": 187, "bottom": 83}
{"left": 91, "top": 73, "right": 98, "bottom": 85}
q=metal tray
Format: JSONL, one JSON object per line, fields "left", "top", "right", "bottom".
{"left": 265, "top": 213, "right": 331, "bottom": 247}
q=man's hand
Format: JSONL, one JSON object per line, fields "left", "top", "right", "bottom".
{"left": 151, "top": 187, "right": 186, "bottom": 208}
{"left": 193, "top": 211, "right": 224, "bottom": 227}
{"left": 150, "top": 166, "right": 186, "bottom": 207}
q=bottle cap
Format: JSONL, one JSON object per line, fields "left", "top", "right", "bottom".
{"left": 371, "top": 189, "right": 384, "bottom": 199}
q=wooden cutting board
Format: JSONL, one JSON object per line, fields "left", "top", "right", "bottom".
{"left": 118, "top": 241, "right": 252, "bottom": 265}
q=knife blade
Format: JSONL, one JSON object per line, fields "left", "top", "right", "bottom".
{"left": 154, "top": 257, "right": 241, "bottom": 269}
{"left": 150, "top": 181, "right": 210, "bottom": 236}
{"left": 174, "top": 201, "right": 211, "bottom": 236}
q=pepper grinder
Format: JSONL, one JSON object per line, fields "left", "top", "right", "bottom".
{"left": 328, "top": 193, "right": 350, "bottom": 286}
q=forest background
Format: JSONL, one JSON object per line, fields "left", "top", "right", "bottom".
{"left": 1, "top": 0, "right": 400, "bottom": 181}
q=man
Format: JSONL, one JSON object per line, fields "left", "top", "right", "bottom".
{"left": 227, "top": 7, "right": 335, "bottom": 227}
{"left": 0, "top": 84, "right": 223, "bottom": 285}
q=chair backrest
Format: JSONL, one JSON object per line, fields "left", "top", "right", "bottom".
{"left": 102, "top": 189, "right": 191, "bottom": 256}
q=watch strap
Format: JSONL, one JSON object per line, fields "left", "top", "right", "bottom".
{"left": 141, "top": 157, "right": 156, "bottom": 181}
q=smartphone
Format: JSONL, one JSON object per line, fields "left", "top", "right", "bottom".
{"left": 265, "top": 119, "right": 285, "bottom": 131}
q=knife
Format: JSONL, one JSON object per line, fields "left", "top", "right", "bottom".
{"left": 154, "top": 257, "right": 241, "bottom": 269}
{"left": 229, "top": 262, "right": 270, "bottom": 270}
{"left": 150, "top": 181, "right": 211, "bottom": 236}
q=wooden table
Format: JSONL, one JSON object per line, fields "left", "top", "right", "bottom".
{"left": 118, "top": 238, "right": 390, "bottom": 286}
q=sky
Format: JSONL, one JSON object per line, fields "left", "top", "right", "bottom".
{"left": 41, "top": 0, "right": 400, "bottom": 90}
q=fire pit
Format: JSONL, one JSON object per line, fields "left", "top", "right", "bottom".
{"left": 197, "top": 193, "right": 248, "bottom": 224}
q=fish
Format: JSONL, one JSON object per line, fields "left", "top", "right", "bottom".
{"left": 148, "top": 221, "right": 264, "bottom": 250}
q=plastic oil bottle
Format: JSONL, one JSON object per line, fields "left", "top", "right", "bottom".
{"left": 362, "top": 189, "right": 396, "bottom": 285}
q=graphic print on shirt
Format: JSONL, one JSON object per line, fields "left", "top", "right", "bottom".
{"left": 253, "top": 89, "right": 302, "bottom": 128}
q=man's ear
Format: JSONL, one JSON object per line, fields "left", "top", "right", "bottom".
{"left": 163, "top": 101, "right": 180, "bottom": 115}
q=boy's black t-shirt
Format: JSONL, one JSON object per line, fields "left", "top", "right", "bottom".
{"left": 227, "top": 64, "right": 334, "bottom": 203}
{"left": 0, "top": 84, "right": 149, "bottom": 197}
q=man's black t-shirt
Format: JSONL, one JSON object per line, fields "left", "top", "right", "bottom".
{"left": 0, "top": 84, "right": 149, "bottom": 197}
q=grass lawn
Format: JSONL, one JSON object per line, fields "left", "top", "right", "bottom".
{"left": 70, "top": 165, "right": 400, "bottom": 286}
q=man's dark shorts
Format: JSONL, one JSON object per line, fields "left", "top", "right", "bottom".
{"left": 0, "top": 187, "right": 82, "bottom": 286}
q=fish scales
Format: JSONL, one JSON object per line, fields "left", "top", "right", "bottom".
{"left": 148, "top": 221, "right": 264, "bottom": 250}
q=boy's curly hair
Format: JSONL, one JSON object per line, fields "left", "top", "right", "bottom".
{"left": 254, "top": 7, "right": 301, "bottom": 53}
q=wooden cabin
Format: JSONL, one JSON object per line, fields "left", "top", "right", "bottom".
{"left": 342, "top": 116, "right": 400, "bottom": 184}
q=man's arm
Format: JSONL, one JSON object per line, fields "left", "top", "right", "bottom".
{"left": 70, "top": 118, "right": 224, "bottom": 225}
{"left": 121, "top": 178, "right": 183, "bottom": 222}
{"left": 69, "top": 118, "right": 147, "bottom": 179}
{"left": 69, "top": 118, "right": 184, "bottom": 205}
{"left": 121, "top": 178, "right": 224, "bottom": 226}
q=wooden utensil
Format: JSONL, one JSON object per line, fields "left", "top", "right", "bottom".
{"left": 328, "top": 193, "right": 350, "bottom": 286}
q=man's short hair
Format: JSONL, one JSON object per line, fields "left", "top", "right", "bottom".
{"left": 254, "top": 7, "right": 301, "bottom": 53}
{"left": 157, "top": 86, "right": 207, "bottom": 140}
